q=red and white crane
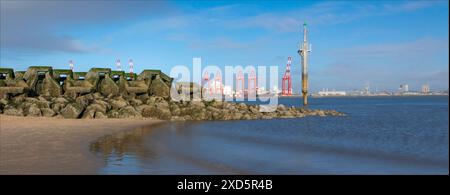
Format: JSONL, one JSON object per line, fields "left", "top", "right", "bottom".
{"left": 202, "top": 71, "right": 212, "bottom": 96}
{"left": 69, "top": 60, "right": 74, "bottom": 71}
{"left": 128, "top": 59, "right": 134, "bottom": 73}
{"left": 116, "top": 59, "right": 121, "bottom": 71}
{"left": 282, "top": 56, "right": 292, "bottom": 96}
{"left": 214, "top": 71, "right": 223, "bottom": 95}
{"left": 249, "top": 70, "right": 257, "bottom": 95}
{"left": 236, "top": 70, "right": 244, "bottom": 97}
{"left": 129, "top": 59, "right": 134, "bottom": 79}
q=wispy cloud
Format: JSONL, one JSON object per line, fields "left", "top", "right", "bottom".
{"left": 1, "top": 0, "right": 444, "bottom": 54}
{"left": 226, "top": 1, "right": 445, "bottom": 32}
{"left": 381, "top": 0, "right": 441, "bottom": 13}
{"left": 320, "top": 37, "right": 449, "bottom": 90}
{"left": 188, "top": 37, "right": 260, "bottom": 50}
{"left": 0, "top": 0, "right": 170, "bottom": 55}
{"left": 327, "top": 38, "right": 449, "bottom": 59}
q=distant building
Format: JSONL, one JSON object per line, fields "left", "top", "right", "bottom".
{"left": 272, "top": 86, "right": 281, "bottom": 94}
{"left": 222, "top": 85, "right": 233, "bottom": 96}
{"left": 363, "top": 83, "right": 370, "bottom": 95}
{"left": 257, "top": 86, "right": 269, "bottom": 95}
{"left": 422, "top": 84, "right": 430, "bottom": 94}
{"left": 317, "top": 88, "right": 346, "bottom": 96}
{"left": 403, "top": 91, "right": 421, "bottom": 95}
{"left": 399, "top": 84, "right": 409, "bottom": 93}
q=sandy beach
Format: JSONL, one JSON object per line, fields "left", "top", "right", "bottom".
{"left": 0, "top": 115, "right": 163, "bottom": 174}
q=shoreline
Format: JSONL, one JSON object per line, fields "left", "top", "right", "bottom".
{"left": 0, "top": 115, "right": 163, "bottom": 174}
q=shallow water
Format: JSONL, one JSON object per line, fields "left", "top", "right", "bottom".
{"left": 91, "top": 96, "right": 449, "bottom": 174}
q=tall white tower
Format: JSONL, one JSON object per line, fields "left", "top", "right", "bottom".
{"left": 116, "top": 59, "right": 122, "bottom": 71}
{"left": 129, "top": 59, "right": 134, "bottom": 74}
{"left": 69, "top": 60, "right": 74, "bottom": 71}
{"left": 422, "top": 84, "right": 430, "bottom": 94}
{"left": 298, "top": 22, "right": 311, "bottom": 106}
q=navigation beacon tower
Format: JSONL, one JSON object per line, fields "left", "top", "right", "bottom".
{"left": 298, "top": 22, "right": 311, "bottom": 106}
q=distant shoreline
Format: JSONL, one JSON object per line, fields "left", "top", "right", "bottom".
{"left": 0, "top": 115, "right": 163, "bottom": 174}
{"left": 278, "top": 94, "right": 449, "bottom": 98}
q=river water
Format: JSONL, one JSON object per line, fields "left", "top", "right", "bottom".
{"left": 91, "top": 96, "right": 449, "bottom": 174}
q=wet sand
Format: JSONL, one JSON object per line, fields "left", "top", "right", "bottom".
{"left": 0, "top": 115, "right": 163, "bottom": 174}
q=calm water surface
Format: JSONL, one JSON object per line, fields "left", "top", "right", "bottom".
{"left": 91, "top": 96, "right": 449, "bottom": 174}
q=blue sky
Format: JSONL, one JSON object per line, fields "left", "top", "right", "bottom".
{"left": 1, "top": 0, "right": 448, "bottom": 92}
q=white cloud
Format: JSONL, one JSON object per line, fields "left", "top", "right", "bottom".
{"left": 224, "top": 1, "right": 445, "bottom": 32}
{"left": 319, "top": 37, "right": 449, "bottom": 90}
{"left": 0, "top": 0, "right": 170, "bottom": 54}
{"left": 327, "top": 38, "right": 449, "bottom": 59}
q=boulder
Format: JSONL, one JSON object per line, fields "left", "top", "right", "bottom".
{"left": 137, "top": 94, "right": 149, "bottom": 103}
{"left": 3, "top": 106, "right": 24, "bottom": 116}
{"left": 262, "top": 115, "right": 273, "bottom": 120}
{"left": 36, "top": 100, "right": 50, "bottom": 109}
{"left": 76, "top": 95, "right": 91, "bottom": 108}
{"left": 81, "top": 109, "right": 96, "bottom": 119}
{"left": 25, "top": 105, "right": 41, "bottom": 117}
{"left": 98, "top": 75, "right": 120, "bottom": 96}
{"left": 24, "top": 97, "right": 38, "bottom": 103}
{"left": 0, "top": 98, "right": 8, "bottom": 112}
{"left": 118, "top": 106, "right": 142, "bottom": 119}
{"left": 92, "top": 92, "right": 103, "bottom": 99}
{"left": 53, "top": 114, "right": 64, "bottom": 119}
{"left": 0, "top": 98, "right": 8, "bottom": 105}
{"left": 317, "top": 110, "right": 326, "bottom": 117}
{"left": 53, "top": 97, "right": 68, "bottom": 104}
{"left": 146, "top": 97, "right": 156, "bottom": 105}
{"left": 155, "top": 101, "right": 170, "bottom": 112}
{"left": 135, "top": 104, "right": 152, "bottom": 113}
{"left": 220, "top": 110, "right": 233, "bottom": 120}
{"left": 92, "top": 99, "right": 110, "bottom": 111}
{"left": 237, "top": 103, "right": 248, "bottom": 110}
{"left": 223, "top": 102, "right": 235, "bottom": 110}
{"left": 51, "top": 103, "right": 65, "bottom": 113}
{"left": 142, "top": 106, "right": 171, "bottom": 120}
{"left": 109, "top": 98, "right": 128, "bottom": 110}
{"left": 170, "top": 104, "right": 181, "bottom": 116}
{"left": 41, "top": 108, "right": 56, "bottom": 117}
{"left": 40, "top": 72, "right": 62, "bottom": 97}
{"left": 191, "top": 108, "right": 207, "bottom": 120}
{"left": 94, "top": 111, "right": 108, "bottom": 119}
{"left": 37, "top": 96, "right": 48, "bottom": 101}
{"left": 232, "top": 112, "right": 243, "bottom": 120}
{"left": 242, "top": 114, "right": 252, "bottom": 120}
{"left": 129, "top": 98, "right": 143, "bottom": 107}
{"left": 107, "top": 110, "right": 120, "bottom": 118}
{"left": 60, "top": 103, "right": 84, "bottom": 119}
{"left": 259, "top": 105, "right": 277, "bottom": 112}
{"left": 327, "top": 110, "right": 345, "bottom": 116}
{"left": 170, "top": 116, "right": 186, "bottom": 121}
{"left": 91, "top": 103, "right": 108, "bottom": 113}
{"left": 249, "top": 106, "right": 259, "bottom": 114}
{"left": 183, "top": 115, "right": 192, "bottom": 120}
{"left": 206, "top": 106, "right": 220, "bottom": 120}
{"left": 208, "top": 100, "right": 223, "bottom": 108}
{"left": 277, "top": 104, "right": 286, "bottom": 111}
{"left": 295, "top": 112, "right": 306, "bottom": 117}
{"left": 148, "top": 76, "right": 170, "bottom": 98}
{"left": 82, "top": 102, "right": 109, "bottom": 119}
{"left": 11, "top": 95, "right": 25, "bottom": 104}
{"left": 279, "top": 111, "right": 295, "bottom": 118}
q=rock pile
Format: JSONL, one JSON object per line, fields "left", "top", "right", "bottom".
{"left": 0, "top": 94, "right": 345, "bottom": 121}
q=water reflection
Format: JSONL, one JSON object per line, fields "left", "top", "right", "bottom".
{"left": 90, "top": 122, "right": 249, "bottom": 174}
{"left": 90, "top": 96, "right": 449, "bottom": 174}
{"left": 90, "top": 125, "right": 161, "bottom": 166}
